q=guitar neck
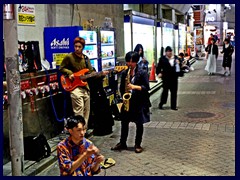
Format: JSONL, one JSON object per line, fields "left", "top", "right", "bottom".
{"left": 80, "top": 71, "right": 103, "bottom": 80}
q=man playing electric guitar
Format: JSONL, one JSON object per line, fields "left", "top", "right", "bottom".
{"left": 59, "top": 37, "right": 109, "bottom": 134}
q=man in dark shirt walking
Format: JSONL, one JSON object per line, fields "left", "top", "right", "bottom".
{"left": 156, "top": 46, "right": 180, "bottom": 111}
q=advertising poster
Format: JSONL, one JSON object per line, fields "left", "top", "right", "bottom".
{"left": 17, "top": 4, "right": 35, "bottom": 25}
{"left": 52, "top": 53, "right": 69, "bottom": 66}
{"left": 195, "top": 28, "right": 203, "bottom": 45}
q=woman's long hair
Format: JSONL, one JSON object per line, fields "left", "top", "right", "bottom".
{"left": 134, "top": 44, "right": 144, "bottom": 58}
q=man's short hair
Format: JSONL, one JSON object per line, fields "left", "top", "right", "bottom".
{"left": 125, "top": 51, "right": 140, "bottom": 63}
{"left": 165, "top": 46, "right": 172, "bottom": 52}
{"left": 65, "top": 115, "right": 86, "bottom": 129}
{"left": 74, "top": 37, "right": 86, "bottom": 48}
{"left": 179, "top": 52, "right": 184, "bottom": 57}
{"left": 224, "top": 38, "right": 230, "bottom": 43}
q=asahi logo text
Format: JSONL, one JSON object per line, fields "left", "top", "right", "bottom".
{"left": 50, "top": 38, "right": 70, "bottom": 49}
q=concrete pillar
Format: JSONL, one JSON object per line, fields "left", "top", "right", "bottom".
{"left": 3, "top": 4, "right": 24, "bottom": 176}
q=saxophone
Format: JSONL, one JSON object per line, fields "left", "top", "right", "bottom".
{"left": 122, "top": 67, "right": 132, "bottom": 112}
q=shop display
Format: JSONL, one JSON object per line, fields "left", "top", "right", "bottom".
{"left": 187, "top": 31, "right": 195, "bottom": 56}
{"left": 156, "top": 21, "right": 162, "bottom": 58}
{"left": 178, "top": 23, "right": 186, "bottom": 54}
{"left": 162, "top": 22, "right": 174, "bottom": 53}
{"left": 174, "top": 28, "right": 179, "bottom": 55}
{"left": 124, "top": 12, "right": 155, "bottom": 66}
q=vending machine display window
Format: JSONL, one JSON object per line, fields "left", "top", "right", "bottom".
{"left": 101, "top": 45, "right": 115, "bottom": 58}
{"left": 101, "top": 31, "right": 114, "bottom": 44}
{"left": 83, "top": 45, "right": 98, "bottom": 59}
{"left": 90, "top": 60, "right": 99, "bottom": 71}
{"left": 101, "top": 58, "right": 115, "bottom": 70}
{"left": 79, "top": 30, "right": 97, "bottom": 44}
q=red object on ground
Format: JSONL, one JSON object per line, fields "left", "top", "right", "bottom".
{"left": 149, "top": 62, "right": 157, "bottom": 82}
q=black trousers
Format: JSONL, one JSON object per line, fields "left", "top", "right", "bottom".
{"left": 159, "top": 79, "right": 178, "bottom": 109}
{"left": 120, "top": 120, "right": 143, "bottom": 146}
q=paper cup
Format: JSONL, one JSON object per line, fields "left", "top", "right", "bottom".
{"left": 52, "top": 62, "right": 56, "bottom": 69}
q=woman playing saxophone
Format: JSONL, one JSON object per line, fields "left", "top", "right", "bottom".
{"left": 111, "top": 51, "right": 151, "bottom": 153}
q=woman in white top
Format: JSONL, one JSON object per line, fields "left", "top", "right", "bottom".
{"left": 205, "top": 38, "right": 218, "bottom": 75}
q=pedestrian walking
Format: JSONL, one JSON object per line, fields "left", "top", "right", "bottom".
{"left": 156, "top": 46, "right": 180, "bottom": 111}
{"left": 205, "top": 38, "right": 218, "bottom": 75}
{"left": 221, "top": 38, "right": 234, "bottom": 76}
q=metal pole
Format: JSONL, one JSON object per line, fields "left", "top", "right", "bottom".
{"left": 3, "top": 4, "right": 24, "bottom": 176}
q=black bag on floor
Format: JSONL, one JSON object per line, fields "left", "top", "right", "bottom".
{"left": 24, "top": 133, "right": 51, "bottom": 162}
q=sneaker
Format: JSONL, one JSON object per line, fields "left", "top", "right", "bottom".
{"left": 111, "top": 142, "right": 128, "bottom": 151}
{"left": 134, "top": 145, "right": 143, "bottom": 153}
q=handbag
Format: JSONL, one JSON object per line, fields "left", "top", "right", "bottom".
{"left": 24, "top": 133, "right": 51, "bottom": 162}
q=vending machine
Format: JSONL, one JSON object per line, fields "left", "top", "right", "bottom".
{"left": 98, "top": 28, "right": 117, "bottom": 104}
{"left": 99, "top": 29, "right": 116, "bottom": 71}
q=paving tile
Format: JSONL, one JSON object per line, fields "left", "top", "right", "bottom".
{"left": 202, "top": 123, "right": 211, "bottom": 131}
{"left": 156, "top": 121, "right": 167, "bottom": 128}
{"left": 194, "top": 123, "right": 203, "bottom": 130}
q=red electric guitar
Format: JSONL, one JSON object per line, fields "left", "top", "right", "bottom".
{"left": 60, "top": 66, "right": 128, "bottom": 92}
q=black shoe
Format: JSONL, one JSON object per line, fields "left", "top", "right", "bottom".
{"left": 85, "top": 129, "right": 93, "bottom": 138}
{"left": 158, "top": 104, "right": 164, "bottom": 109}
{"left": 171, "top": 108, "right": 178, "bottom": 111}
{"left": 111, "top": 142, "right": 128, "bottom": 151}
{"left": 134, "top": 145, "right": 143, "bottom": 153}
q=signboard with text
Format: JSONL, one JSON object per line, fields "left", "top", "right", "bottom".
{"left": 17, "top": 4, "right": 35, "bottom": 25}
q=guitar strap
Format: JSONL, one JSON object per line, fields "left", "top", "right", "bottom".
{"left": 83, "top": 55, "right": 89, "bottom": 69}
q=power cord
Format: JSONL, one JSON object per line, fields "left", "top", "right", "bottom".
{"left": 41, "top": 64, "right": 66, "bottom": 123}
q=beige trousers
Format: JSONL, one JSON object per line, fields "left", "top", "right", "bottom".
{"left": 70, "top": 87, "right": 90, "bottom": 128}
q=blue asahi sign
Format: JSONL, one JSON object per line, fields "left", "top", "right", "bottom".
{"left": 44, "top": 26, "right": 83, "bottom": 64}
{"left": 50, "top": 38, "right": 70, "bottom": 49}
